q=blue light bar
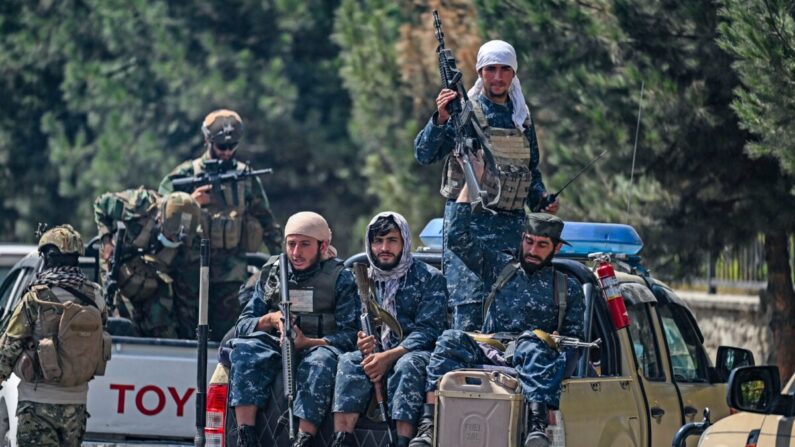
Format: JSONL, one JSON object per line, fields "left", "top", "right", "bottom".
{"left": 419, "top": 218, "right": 444, "bottom": 250}
{"left": 559, "top": 222, "right": 643, "bottom": 256}
{"left": 419, "top": 218, "right": 643, "bottom": 256}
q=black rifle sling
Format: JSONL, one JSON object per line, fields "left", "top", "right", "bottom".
{"left": 482, "top": 262, "right": 520, "bottom": 321}
{"left": 553, "top": 269, "right": 568, "bottom": 334}
{"left": 482, "top": 263, "right": 568, "bottom": 333}
{"left": 60, "top": 285, "right": 99, "bottom": 309}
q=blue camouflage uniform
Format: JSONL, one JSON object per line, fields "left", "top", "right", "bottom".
{"left": 332, "top": 259, "right": 447, "bottom": 425}
{"left": 228, "top": 259, "right": 359, "bottom": 427}
{"left": 414, "top": 94, "right": 547, "bottom": 331}
{"left": 424, "top": 203, "right": 584, "bottom": 407}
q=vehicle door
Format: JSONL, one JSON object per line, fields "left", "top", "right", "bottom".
{"left": 622, "top": 282, "right": 684, "bottom": 446}
{"left": 0, "top": 264, "right": 37, "bottom": 331}
{"left": 652, "top": 286, "right": 729, "bottom": 446}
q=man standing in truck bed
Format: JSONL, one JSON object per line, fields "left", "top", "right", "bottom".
{"left": 159, "top": 109, "right": 281, "bottom": 340}
{"left": 409, "top": 167, "right": 583, "bottom": 447}
{"left": 94, "top": 187, "right": 201, "bottom": 338}
{"left": 331, "top": 212, "right": 447, "bottom": 447}
{"left": 414, "top": 40, "right": 559, "bottom": 332}
{"left": 229, "top": 212, "right": 359, "bottom": 447}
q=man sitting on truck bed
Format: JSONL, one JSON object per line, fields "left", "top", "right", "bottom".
{"left": 409, "top": 173, "right": 584, "bottom": 447}
{"left": 228, "top": 212, "right": 359, "bottom": 447}
{"left": 331, "top": 212, "right": 447, "bottom": 447}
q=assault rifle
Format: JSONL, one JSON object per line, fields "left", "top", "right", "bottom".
{"left": 487, "top": 331, "right": 602, "bottom": 351}
{"left": 170, "top": 160, "right": 272, "bottom": 207}
{"left": 353, "top": 263, "right": 396, "bottom": 447}
{"left": 433, "top": 10, "right": 500, "bottom": 212}
{"left": 279, "top": 253, "right": 296, "bottom": 441}
{"left": 104, "top": 222, "right": 130, "bottom": 318}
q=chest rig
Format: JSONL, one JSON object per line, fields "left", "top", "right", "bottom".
{"left": 440, "top": 101, "right": 533, "bottom": 211}
{"left": 264, "top": 258, "right": 345, "bottom": 338}
{"left": 113, "top": 191, "right": 178, "bottom": 301}
{"left": 192, "top": 159, "right": 254, "bottom": 251}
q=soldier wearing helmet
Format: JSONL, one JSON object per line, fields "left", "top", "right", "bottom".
{"left": 158, "top": 109, "right": 282, "bottom": 341}
{"left": 0, "top": 224, "right": 107, "bottom": 447}
{"left": 94, "top": 187, "right": 201, "bottom": 338}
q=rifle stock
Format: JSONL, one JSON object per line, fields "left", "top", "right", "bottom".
{"left": 353, "top": 263, "right": 396, "bottom": 447}
{"left": 279, "top": 253, "right": 296, "bottom": 441}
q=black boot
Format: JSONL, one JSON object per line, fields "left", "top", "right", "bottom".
{"left": 236, "top": 424, "right": 258, "bottom": 447}
{"left": 408, "top": 403, "right": 435, "bottom": 447}
{"left": 330, "top": 431, "right": 356, "bottom": 447}
{"left": 396, "top": 435, "right": 411, "bottom": 447}
{"left": 524, "top": 402, "right": 550, "bottom": 447}
{"left": 292, "top": 431, "right": 313, "bottom": 447}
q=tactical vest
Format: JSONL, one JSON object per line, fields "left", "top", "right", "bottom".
{"left": 264, "top": 258, "right": 345, "bottom": 339}
{"left": 192, "top": 159, "right": 263, "bottom": 252}
{"left": 110, "top": 189, "right": 178, "bottom": 301}
{"left": 440, "top": 100, "right": 533, "bottom": 211}
{"left": 15, "top": 283, "right": 111, "bottom": 387}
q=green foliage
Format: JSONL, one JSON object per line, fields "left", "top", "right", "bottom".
{"left": 0, "top": 0, "right": 373, "bottom": 253}
{"left": 473, "top": 0, "right": 795, "bottom": 279}
{"left": 718, "top": 0, "right": 795, "bottom": 177}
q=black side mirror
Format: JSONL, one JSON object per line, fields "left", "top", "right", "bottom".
{"left": 716, "top": 346, "right": 755, "bottom": 382}
{"left": 727, "top": 365, "right": 781, "bottom": 413}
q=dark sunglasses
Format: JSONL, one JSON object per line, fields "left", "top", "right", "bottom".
{"left": 214, "top": 142, "right": 238, "bottom": 151}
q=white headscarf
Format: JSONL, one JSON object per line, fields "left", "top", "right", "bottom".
{"left": 466, "top": 40, "right": 531, "bottom": 129}
{"left": 365, "top": 211, "right": 412, "bottom": 348}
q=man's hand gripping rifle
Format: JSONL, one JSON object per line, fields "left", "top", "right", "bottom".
{"left": 171, "top": 160, "right": 272, "bottom": 207}
{"left": 278, "top": 253, "right": 297, "bottom": 441}
{"left": 433, "top": 10, "right": 500, "bottom": 213}
{"left": 353, "top": 263, "right": 397, "bottom": 447}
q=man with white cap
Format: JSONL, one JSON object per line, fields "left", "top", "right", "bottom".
{"left": 227, "top": 211, "right": 359, "bottom": 447}
{"left": 330, "top": 212, "right": 447, "bottom": 447}
{"left": 415, "top": 39, "right": 559, "bottom": 333}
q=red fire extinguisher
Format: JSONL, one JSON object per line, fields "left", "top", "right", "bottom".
{"left": 596, "top": 259, "right": 631, "bottom": 330}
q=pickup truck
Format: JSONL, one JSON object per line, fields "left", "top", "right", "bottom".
{"left": 205, "top": 219, "right": 756, "bottom": 447}
{"left": 673, "top": 365, "right": 795, "bottom": 447}
{"left": 0, "top": 242, "right": 267, "bottom": 446}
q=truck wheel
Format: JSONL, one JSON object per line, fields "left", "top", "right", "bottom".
{"left": 0, "top": 399, "right": 10, "bottom": 447}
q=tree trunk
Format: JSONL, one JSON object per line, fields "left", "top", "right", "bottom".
{"left": 763, "top": 230, "right": 795, "bottom": 381}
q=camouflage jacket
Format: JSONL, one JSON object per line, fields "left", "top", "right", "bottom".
{"left": 414, "top": 94, "right": 547, "bottom": 208}
{"left": 158, "top": 153, "right": 281, "bottom": 283}
{"left": 447, "top": 203, "right": 584, "bottom": 339}
{"left": 234, "top": 259, "right": 360, "bottom": 353}
{"left": 376, "top": 258, "right": 448, "bottom": 352}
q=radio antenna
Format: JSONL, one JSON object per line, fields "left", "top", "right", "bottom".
{"left": 626, "top": 81, "right": 645, "bottom": 217}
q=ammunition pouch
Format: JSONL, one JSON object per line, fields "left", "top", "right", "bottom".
{"left": 241, "top": 214, "right": 264, "bottom": 252}
{"left": 117, "top": 257, "right": 160, "bottom": 302}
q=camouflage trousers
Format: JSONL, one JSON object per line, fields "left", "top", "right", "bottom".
{"left": 174, "top": 281, "right": 241, "bottom": 341}
{"left": 443, "top": 201, "right": 524, "bottom": 331}
{"left": 333, "top": 350, "right": 430, "bottom": 425}
{"left": 118, "top": 285, "right": 177, "bottom": 339}
{"left": 425, "top": 330, "right": 567, "bottom": 407}
{"left": 16, "top": 401, "right": 87, "bottom": 447}
{"left": 228, "top": 333, "right": 342, "bottom": 427}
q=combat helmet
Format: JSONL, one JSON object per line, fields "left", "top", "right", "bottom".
{"left": 202, "top": 109, "right": 243, "bottom": 146}
{"left": 38, "top": 224, "right": 84, "bottom": 256}
{"left": 159, "top": 192, "right": 201, "bottom": 243}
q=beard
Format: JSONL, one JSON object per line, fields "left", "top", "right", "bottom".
{"left": 372, "top": 251, "right": 402, "bottom": 270}
{"left": 519, "top": 247, "right": 554, "bottom": 275}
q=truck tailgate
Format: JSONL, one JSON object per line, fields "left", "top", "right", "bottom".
{"left": 86, "top": 337, "right": 219, "bottom": 441}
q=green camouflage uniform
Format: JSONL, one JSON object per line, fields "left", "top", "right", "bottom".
{"left": 0, "top": 271, "right": 106, "bottom": 447}
{"left": 94, "top": 187, "right": 197, "bottom": 338}
{"left": 159, "top": 154, "right": 281, "bottom": 341}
